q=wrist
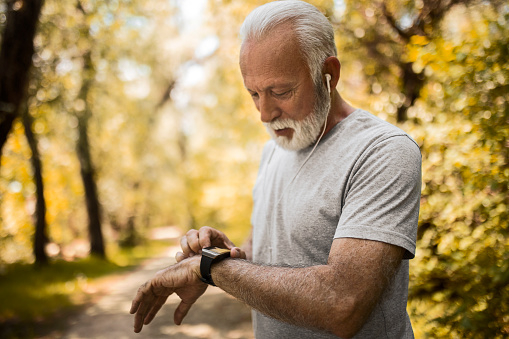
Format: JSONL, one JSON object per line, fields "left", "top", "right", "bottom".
{"left": 200, "top": 246, "right": 231, "bottom": 286}
{"left": 209, "top": 257, "right": 233, "bottom": 286}
{"left": 182, "top": 254, "right": 203, "bottom": 280}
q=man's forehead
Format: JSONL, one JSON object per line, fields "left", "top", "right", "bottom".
{"left": 240, "top": 54, "right": 305, "bottom": 91}
{"left": 240, "top": 28, "right": 305, "bottom": 75}
{"left": 243, "top": 23, "right": 300, "bottom": 54}
{"left": 244, "top": 21, "right": 297, "bottom": 45}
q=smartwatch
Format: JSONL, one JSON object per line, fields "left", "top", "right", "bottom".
{"left": 200, "top": 246, "right": 231, "bottom": 286}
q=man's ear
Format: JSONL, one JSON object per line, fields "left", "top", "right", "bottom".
{"left": 322, "top": 56, "right": 341, "bottom": 91}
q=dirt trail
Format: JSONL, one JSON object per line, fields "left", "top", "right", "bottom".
{"left": 60, "top": 247, "right": 254, "bottom": 339}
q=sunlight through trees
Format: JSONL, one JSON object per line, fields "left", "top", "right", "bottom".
{"left": 0, "top": 0, "right": 507, "bottom": 337}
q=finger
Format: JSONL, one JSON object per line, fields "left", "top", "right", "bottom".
{"left": 134, "top": 296, "right": 156, "bottom": 332}
{"left": 130, "top": 291, "right": 140, "bottom": 314}
{"left": 222, "top": 236, "right": 236, "bottom": 249}
{"left": 132, "top": 282, "right": 156, "bottom": 333}
{"left": 144, "top": 295, "right": 169, "bottom": 325}
{"left": 174, "top": 300, "right": 194, "bottom": 325}
{"left": 130, "top": 281, "right": 149, "bottom": 314}
{"left": 133, "top": 298, "right": 149, "bottom": 332}
{"left": 202, "top": 226, "right": 236, "bottom": 249}
{"left": 230, "top": 247, "right": 247, "bottom": 259}
{"left": 180, "top": 235, "right": 196, "bottom": 257}
{"left": 186, "top": 230, "right": 203, "bottom": 254}
{"left": 134, "top": 306, "right": 146, "bottom": 333}
{"left": 130, "top": 299, "right": 140, "bottom": 314}
{"left": 198, "top": 226, "right": 214, "bottom": 249}
{"left": 175, "top": 251, "right": 185, "bottom": 263}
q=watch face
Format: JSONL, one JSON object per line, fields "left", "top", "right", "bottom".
{"left": 212, "top": 247, "right": 230, "bottom": 254}
{"left": 203, "top": 247, "right": 230, "bottom": 257}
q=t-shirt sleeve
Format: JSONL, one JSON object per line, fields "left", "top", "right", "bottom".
{"left": 334, "top": 135, "right": 421, "bottom": 259}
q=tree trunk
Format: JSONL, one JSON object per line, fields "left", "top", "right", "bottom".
{"left": 397, "top": 62, "right": 425, "bottom": 123}
{"left": 22, "top": 105, "right": 48, "bottom": 265}
{"left": 76, "top": 50, "right": 105, "bottom": 258}
{"left": 77, "top": 122, "right": 105, "bottom": 258}
{"left": 0, "top": 0, "right": 44, "bottom": 162}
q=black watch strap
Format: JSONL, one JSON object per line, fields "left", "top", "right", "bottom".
{"left": 200, "top": 247, "right": 231, "bottom": 286}
{"left": 200, "top": 255, "right": 216, "bottom": 286}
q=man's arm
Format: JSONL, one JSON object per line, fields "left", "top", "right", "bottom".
{"left": 132, "top": 234, "right": 403, "bottom": 338}
{"left": 212, "top": 237, "right": 404, "bottom": 338}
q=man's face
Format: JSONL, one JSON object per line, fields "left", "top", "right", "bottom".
{"left": 240, "top": 26, "right": 329, "bottom": 151}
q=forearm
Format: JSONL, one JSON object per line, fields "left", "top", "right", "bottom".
{"left": 211, "top": 259, "right": 360, "bottom": 337}
{"left": 133, "top": 237, "right": 403, "bottom": 337}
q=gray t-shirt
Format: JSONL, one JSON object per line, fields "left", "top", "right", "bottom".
{"left": 250, "top": 109, "right": 421, "bottom": 338}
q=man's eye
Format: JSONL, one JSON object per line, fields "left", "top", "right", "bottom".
{"left": 274, "top": 90, "right": 290, "bottom": 98}
{"left": 250, "top": 92, "right": 259, "bottom": 98}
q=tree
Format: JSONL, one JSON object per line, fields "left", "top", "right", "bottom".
{"left": 74, "top": 2, "right": 104, "bottom": 258}
{"left": 335, "top": 0, "right": 508, "bottom": 336}
{"left": 404, "top": 3, "right": 509, "bottom": 336}
{"left": 0, "top": 0, "right": 183, "bottom": 263}
{"left": 22, "top": 105, "right": 48, "bottom": 265}
{"left": 334, "top": 0, "right": 474, "bottom": 122}
{"left": 0, "top": 0, "right": 48, "bottom": 264}
{"left": 0, "top": 0, "right": 44, "bottom": 162}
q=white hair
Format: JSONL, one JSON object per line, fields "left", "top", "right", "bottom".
{"left": 240, "top": 0, "right": 337, "bottom": 85}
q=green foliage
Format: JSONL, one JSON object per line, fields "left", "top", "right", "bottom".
{"left": 336, "top": 0, "right": 508, "bottom": 337}
{"left": 1, "top": 0, "right": 182, "bottom": 263}
{"left": 406, "top": 4, "right": 509, "bottom": 337}
{"left": 1, "top": 0, "right": 508, "bottom": 337}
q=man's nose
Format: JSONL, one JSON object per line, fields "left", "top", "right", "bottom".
{"left": 258, "top": 95, "right": 280, "bottom": 123}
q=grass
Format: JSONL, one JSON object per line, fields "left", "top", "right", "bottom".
{"left": 0, "top": 239, "right": 171, "bottom": 338}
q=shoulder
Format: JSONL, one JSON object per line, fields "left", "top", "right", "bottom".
{"left": 360, "top": 135, "right": 422, "bottom": 184}
{"left": 344, "top": 110, "right": 419, "bottom": 148}
{"left": 360, "top": 112, "right": 422, "bottom": 172}
{"left": 326, "top": 109, "right": 421, "bottom": 167}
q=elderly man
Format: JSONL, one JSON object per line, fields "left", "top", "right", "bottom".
{"left": 130, "top": 1, "right": 421, "bottom": 338}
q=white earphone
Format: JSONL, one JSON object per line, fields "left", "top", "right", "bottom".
{"left": 325, "top": 73, "right": 331, "bottom": 93}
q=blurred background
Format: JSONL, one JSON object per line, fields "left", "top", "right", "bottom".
{"left": 0, "top": 0, "right": 507, "bottom": 338}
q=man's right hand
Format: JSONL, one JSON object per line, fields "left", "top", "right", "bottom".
{"left": 176, "top": 226, "right": 247, "bottom": 263}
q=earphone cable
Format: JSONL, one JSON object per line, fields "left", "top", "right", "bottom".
{"left": 276, "top": 110, "right": 329, "bottom": 206}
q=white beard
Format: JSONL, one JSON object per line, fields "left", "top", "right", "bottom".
{"left": 264, "top": 84, "right": 330, "bottom": 151}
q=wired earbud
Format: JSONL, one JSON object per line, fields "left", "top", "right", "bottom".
{"left": 325, "top": 73, "right": 331, "bottom": 93}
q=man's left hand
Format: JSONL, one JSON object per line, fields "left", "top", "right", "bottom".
{"left": 130, "top": 256, "right": 206, "bottom": 333}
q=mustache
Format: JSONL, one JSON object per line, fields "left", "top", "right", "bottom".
{"left": 264, "top": 118, "right": 300, "bottom": 130}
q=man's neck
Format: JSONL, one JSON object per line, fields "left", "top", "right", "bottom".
{"left": 323, "top": 91, "right": 356, "bottom": 136}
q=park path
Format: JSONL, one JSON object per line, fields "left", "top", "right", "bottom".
{"left": 59, "top": 238, "right": 254, "bottom": 339}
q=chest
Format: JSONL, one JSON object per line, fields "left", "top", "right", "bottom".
{"left": 251, "top": 150, "right": 350, "bottom": 266}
